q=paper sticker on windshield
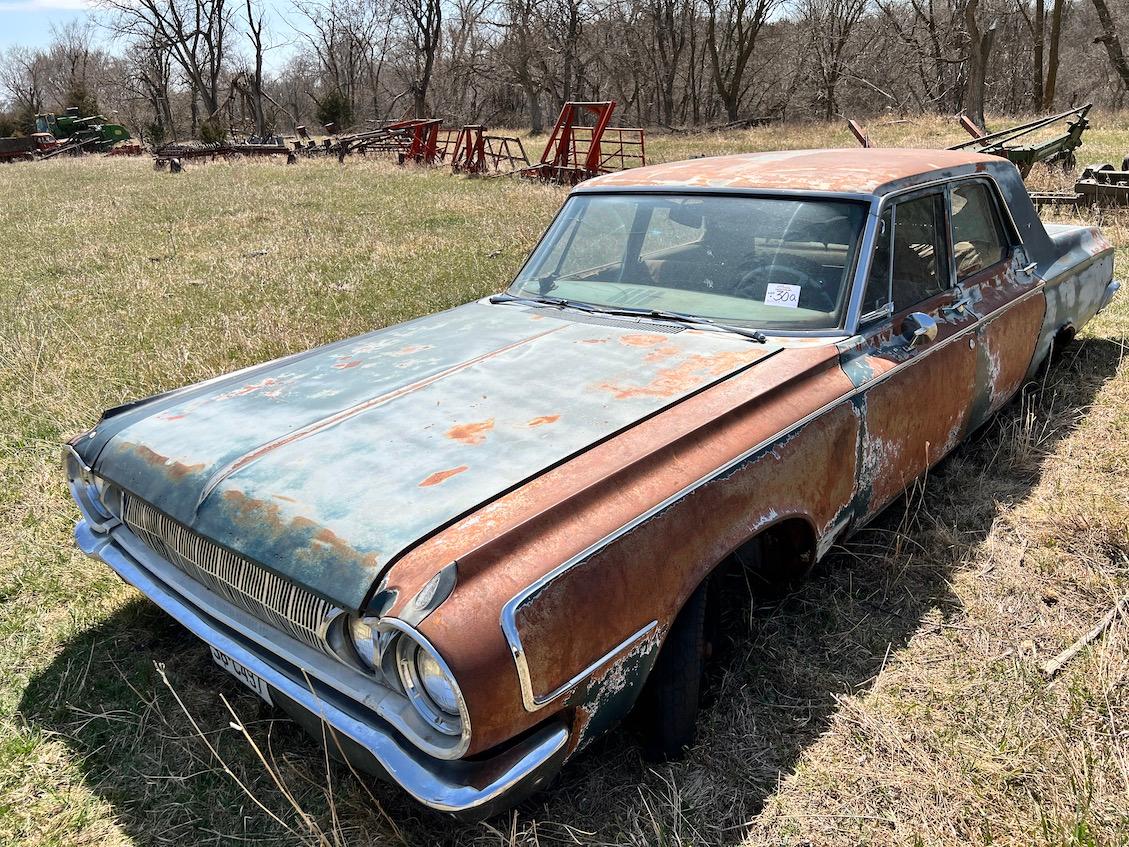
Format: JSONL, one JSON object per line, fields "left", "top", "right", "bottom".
{"left": 764, "top": 283, "right": 801, "bottom": 308}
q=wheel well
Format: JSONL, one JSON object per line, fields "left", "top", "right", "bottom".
{"left": 729, "top": 517, "right": 818, "bottom": 590}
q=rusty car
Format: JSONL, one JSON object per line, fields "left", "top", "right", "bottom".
{"left": 65, "top": 148, "right": 1120, "bottom": 818}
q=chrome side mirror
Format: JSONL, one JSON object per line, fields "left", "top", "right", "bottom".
{"left": 900, "top": 312, "right": 938, "bottom": 348}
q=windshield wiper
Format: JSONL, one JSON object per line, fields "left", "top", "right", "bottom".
{"left": 489, "top": 292, "right": 600, "bottom": 313}
{"left": 580, "top": 303, "right": 769, "bottom": 343}
{"left": 489, "top": 293, "right": 767, "bottom": 343}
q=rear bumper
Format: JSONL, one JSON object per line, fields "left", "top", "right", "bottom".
{"left": 1098, "top": 279, "right": 1121, "bottom": 313}
{"left": 74, "top": 519, "right": 569, "bottom": 819}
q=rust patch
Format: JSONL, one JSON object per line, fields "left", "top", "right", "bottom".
{"left": 644, "top": 345, "right": 680, "bottom": 363}
{"left": 618, "top": 333, "right": 666, "bottom": 347}
{"left": 446, "top": 418, "right": 495, "bottom": 445}
{"left": 131, "top": 444, "right": 205, "bottom": 479}
{"left": 579, "top": 337, "right": 608, "bottom": 345}
{"left": 220, "top": 490, "right": 380, "bottom": 568}
{"left": 594, "top": 351, "right": 755, "bottom": 400}
{"left": 214, "top": 377, "right": 280, "bottom": 401}
{"left": 527, "top": 415, "right": 561, "bottom": 427}
{"left": 333, "top": 359, "right": 363, "bottom": 369}
{"left": 390, "top": 343, "right": 434, "bottom": 356}
{"left": 419, "top": 466, "right": 469, "bottom": 487}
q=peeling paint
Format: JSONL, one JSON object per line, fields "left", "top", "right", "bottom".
{"left": 419, "top": 466, "right": 470, "bottom": 487}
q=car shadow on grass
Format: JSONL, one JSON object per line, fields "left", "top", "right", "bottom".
{"left": 16, "top": 335, "right": 1125, "bottom": 847}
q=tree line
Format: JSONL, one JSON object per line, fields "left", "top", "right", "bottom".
{"left": 4, "top": 0, "right": 1129, "bottom": 143}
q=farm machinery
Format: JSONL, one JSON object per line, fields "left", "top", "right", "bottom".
{"left": 0, "top": 133, "right": 58, "bottom": 162}
{"left": 520, "top": 101, "right": 646, "bottom": 184}
{"left": 35, "top": 107, "right": 137, "bottom": 157}
{"left": 847, "top": 104, "right": 1092, "bottom": 177}
{"left": 0, "top": 107, "right": 138, "bottom": 163}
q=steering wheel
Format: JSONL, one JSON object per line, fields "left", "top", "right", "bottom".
{"left": 732, "top": 256, "right": 837, "bottom": 313}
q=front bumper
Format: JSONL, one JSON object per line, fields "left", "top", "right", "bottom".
{"left": 74, "top": 518, "right": 569, "bottom": 819}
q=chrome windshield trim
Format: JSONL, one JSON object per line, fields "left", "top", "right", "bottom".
{"left": 74, "top": 519, "right": 568, "bottom": 816}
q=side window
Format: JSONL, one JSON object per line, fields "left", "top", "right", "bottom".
{"left": 540, "top": 199, "right": 633, "bottom": 279}
{"left": 890, "top": 193, "right": 947, "bottom": 311}
{"left": 951, "top": 181, "right": 1008, "bottom": 281}
{"left": 861, "top": 209, "right": 892, "bottom": 318}
{"left": 640, "top": 204, "right": 704, "bottom": 256}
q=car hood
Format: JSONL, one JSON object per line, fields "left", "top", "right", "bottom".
{"left": 79, "top": 301, "right": 780, "bottom": 609}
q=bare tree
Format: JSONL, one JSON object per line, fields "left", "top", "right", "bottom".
{"left": 395, "top": 0, "right": 442, "bottom": 115}
{"left": 1091, "top": 0, "right": 1129, "bottom": 93}
{"left": 494, "top": 0, "right": 546, "bottom": 132}
{"left": 706, "top": 0, "right": 781, "bottom": 122}
{"left": 102, "top": 0, "right": 233, "bottom": 128}
{"left": 963, "top": 0, "right": 995, "bottom": 129}
{"left": 802, "top": 0, "right": 871, "bottom": 119}
{"left": 242, "top": 0, "right": 267, "bottom": 134}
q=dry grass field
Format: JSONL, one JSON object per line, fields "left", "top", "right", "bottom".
{"left": 1, "top": 114, "right": 1128, "bottom": 847}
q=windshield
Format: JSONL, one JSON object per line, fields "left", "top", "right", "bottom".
{"left": 509, "top": 194, "right": 868, "bottom": 331}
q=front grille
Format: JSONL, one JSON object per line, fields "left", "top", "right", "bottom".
{"left": 122, "top": 494, "right": 337, "bottom": 653}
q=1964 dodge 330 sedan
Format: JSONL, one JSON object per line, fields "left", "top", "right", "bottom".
{"left": 66, "top": 149, "right": 1119, "bottom": 818}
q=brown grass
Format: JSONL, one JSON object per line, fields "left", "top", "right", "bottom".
{"left": 0, "top": 117, "right": 1127, "bottom": 847}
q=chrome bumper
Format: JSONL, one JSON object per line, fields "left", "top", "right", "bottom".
{"left": 1098, "top": 279, "right": 1121, "bottom": 313}
{"left": 74, "top": 519, "right": 569, "bottom": 819}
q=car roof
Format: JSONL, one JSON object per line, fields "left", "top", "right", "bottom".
{"left": 579, "top": 148, "right": 1005, "bottom": 196}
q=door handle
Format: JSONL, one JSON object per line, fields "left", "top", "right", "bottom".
{"left": 941, "top": 294, "right": 976, "bottom": 318}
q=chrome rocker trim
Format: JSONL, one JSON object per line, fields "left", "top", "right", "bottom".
{"left": 74, "top": 519, "right": 569, "bottom": 819}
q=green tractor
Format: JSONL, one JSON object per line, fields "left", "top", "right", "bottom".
{"left": 35, "top": 107, "right": 133, "bottom": 154}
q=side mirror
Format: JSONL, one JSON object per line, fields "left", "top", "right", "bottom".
{"left": 900, "top": 311, "right": 938, "bottom": 348}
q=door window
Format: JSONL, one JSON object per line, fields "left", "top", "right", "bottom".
{"left": 860, "top": 209, "right": 893, "bottom": 318}
{"left": 950, "top": 181, "right": 1008, "bottom": 280}
{"left": 890, "top": 193, "right": 947, "bottom": 311}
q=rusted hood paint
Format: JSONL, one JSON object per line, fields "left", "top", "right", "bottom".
{"left": 78, "top": 301, "right": 780, "bottom": 608}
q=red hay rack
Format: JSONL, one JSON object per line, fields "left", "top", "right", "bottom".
{"left": 521, "top": 101, "right": 646, "bottom": 184}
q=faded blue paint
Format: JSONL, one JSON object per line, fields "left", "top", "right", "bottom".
{"left": 84, "top": 300, "right": 779, "bottom": 609}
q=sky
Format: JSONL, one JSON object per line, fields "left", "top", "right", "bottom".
{"left": 0, "top": 0, "right": 305, "bottom": 70}
{"left": 0, "top": 0, "right": 98, "bottom": 54}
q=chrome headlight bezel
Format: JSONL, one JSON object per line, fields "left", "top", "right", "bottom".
{"left": 340, "top": 614, "right": 470, "bottom": 745}
{"left": 393, "top": 629, "right": 464, "bottom": 736}
{"left": 63, "top": 446, "right": 121, "bottom": 527}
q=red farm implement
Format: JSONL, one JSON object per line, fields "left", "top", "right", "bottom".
{"left": 337, "top": 119, "right": 454, "bottom": 165}
{"left": 449, "top": 125, "right": 529, "bottom": 175}
{"left": 521, "top": 101, "right": 646, "bottom": 184}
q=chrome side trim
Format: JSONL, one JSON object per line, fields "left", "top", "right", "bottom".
{"left": 500, "top": 608, "right": 658, "bottom": 711}
{"left": 75, "top": 520, "right": 566, "bottom": 815}
{"left": 501, "top": 282, "right": 1047, "bottom": 713}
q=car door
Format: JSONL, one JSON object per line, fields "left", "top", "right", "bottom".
{"left": 946, "top": 178, "right": 1046, "bottom": 431}
{"left": 841, "top": 187, "right": 981, "bottom": 520}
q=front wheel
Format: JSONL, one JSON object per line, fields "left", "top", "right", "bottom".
{"left": 635, "top": 579, "right": 710, "bottom": 760}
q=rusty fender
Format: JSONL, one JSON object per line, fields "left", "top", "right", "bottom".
{"left": 380, "top": 346, "right": 858, "bottom": 755}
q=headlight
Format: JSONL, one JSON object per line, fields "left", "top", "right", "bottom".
{"left": 342, "top": 615, "right": 469, "bottom": 742}
{"left": 393, "top": 627, "right": 466, "bottom": 737}
{"left": 348, "top": 616, "right": 378, "bottom": 669}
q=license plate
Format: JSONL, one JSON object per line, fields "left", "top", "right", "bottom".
{"left": 210, "top": 645, "right": 273, "bottom": 706}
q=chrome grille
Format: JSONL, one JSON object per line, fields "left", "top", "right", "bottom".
{"left": 122, "top": 494, "right": 337, "bottom": 653}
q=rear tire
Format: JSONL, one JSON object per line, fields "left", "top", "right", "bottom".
{"left": 636, "top": 579, "right": 709, "bottom": 760}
